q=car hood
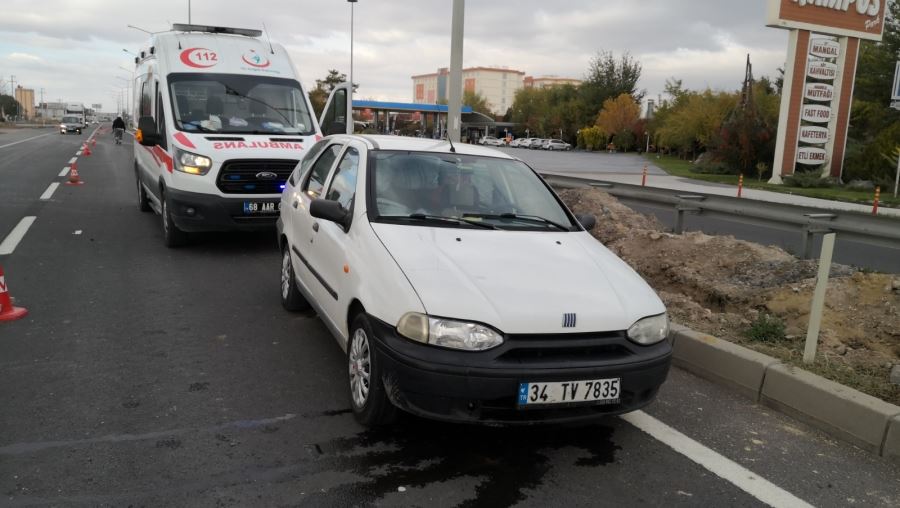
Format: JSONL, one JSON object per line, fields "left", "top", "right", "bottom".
{"left": 370, "top": 224, "right": 665, "bottom": 334}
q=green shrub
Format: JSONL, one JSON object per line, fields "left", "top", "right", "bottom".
{"left": 784, "top": 170, "right": 834, "bottom": 188}
{"left": 744, "top": 314, "right": 787, "bottom": 343}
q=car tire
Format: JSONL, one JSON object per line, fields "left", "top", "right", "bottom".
{"left": 161, "top": 188, "right": 189, "bottom": 248}
{"left": 280, "top": 244, "right": 310, "bottom": 312}
{"left": 136, "top": 167, "right": 151, "bottom": 213}
{"left": 348, "top": 313, "right": 396, "bottom": 427}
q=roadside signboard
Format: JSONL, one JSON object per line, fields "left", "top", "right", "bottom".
{"left": 893, "top": 62, "right": 900, "bottom": 101}
{"left": 767, "top": 0, "right": 886, "bottom": 41}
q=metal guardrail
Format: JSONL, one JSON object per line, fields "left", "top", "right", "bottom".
{"left": 542, "top": 174, "right": 900, "bottom": 259}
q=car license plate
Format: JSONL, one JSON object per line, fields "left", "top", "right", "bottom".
{"left": 243, "top": 201, "right": 280, "bottom": 214}
{"left": 518, "top": 378, "right": 620, "bottom": 406}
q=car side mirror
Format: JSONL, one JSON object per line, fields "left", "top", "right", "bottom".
{"left": 310, "top": 198, "right": 350, "bottom": 228}
{"left": 576, "top": 214, "right": 596, "bottom": 231}
{"left": 137, "top": 116, "right": 159, "bottom": 146}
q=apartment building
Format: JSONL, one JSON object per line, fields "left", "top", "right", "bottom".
{"left": 412, "top": 66, "right": 526, "bottom": 115}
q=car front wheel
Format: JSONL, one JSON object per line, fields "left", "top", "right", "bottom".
{"left": 161, "top": 189, "right": 188, "bottom": 247}
{"left": 348, "top": 314, "right": 396, "bottom": 426}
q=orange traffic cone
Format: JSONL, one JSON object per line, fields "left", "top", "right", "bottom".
{"left": 0, "top": 265, "right": 28, "bottom": 322}
{"left": 65, "top": 162, "right": 83, "bottom": 186}
{"left": 83, "top": 143, "right": 91, "bottom": 156}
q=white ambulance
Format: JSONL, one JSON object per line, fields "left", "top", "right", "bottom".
{"left": 133, "top": 24, "right": 324, "bottom": 247}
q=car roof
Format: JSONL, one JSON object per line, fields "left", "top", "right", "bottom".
{"left": 324, "top": 134, "right": 517, "bottom": 159}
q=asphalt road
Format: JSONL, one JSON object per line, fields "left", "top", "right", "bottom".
{"left": 502, "top": 147, "right": 900, "bottom": 273}
{"left": 1, "top": 128, "right": 898, "bottom": 506}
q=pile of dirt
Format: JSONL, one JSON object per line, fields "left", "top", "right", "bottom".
{"left": 558, "top": 188, "right": 900, "bottom": 404}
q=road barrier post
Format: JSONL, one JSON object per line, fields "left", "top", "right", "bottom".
{"left": 803, "top": 232, "right": 835, "bottom": 364}
{"left": 737, "top": 174, "right": 744, "bottom": 198}
{"left": 674, "top": 195, "right": 705, "bottom": 234}
{"left": 872, "top": 186, "right": 880, "bottom": 215}
{"left": 641, "top": 164, "right": 648, "bottom": 187}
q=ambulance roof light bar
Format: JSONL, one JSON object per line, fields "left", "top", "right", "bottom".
{"left": 171, "top": 24, "right": 262, "bottom": 38}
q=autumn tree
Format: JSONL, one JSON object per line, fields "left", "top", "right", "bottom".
{"left": 595, "top": 93, "right": 641, "bottom": 151}
{"left": 463, "top": 90, "right": 492, "bottom": 116}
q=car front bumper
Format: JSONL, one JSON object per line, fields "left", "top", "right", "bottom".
{"left": 165, "top": 187, "right": 282, "bottom": 232}
{"left": 368, "top": 316, "right": 672, "bottom": 425}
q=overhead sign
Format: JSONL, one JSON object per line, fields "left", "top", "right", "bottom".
{"left": 801, "top": 104, "right": 832, "bottom": 123}
{"left": 809, "top": 38, "right": 840, "bottom": 58}
{"left": 804, "top": 83, "right": 834, "bottom": 101}
{"left": 767, "top": 0, "right": 886, "bottom": 41}
{"left": 91, "top": 103, "right": 102, "bottom": 110}
{"left": 807, "top": 61, "right": 837, "bottom": 80}
{"left": 797, "top": 146, "right": 828, "bottom": 164}
{"left": 799, "top": 125, "right": 830, "bottom": 144}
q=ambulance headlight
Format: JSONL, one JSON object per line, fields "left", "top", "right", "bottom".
{"left": 175, "top": 148, "right": 212, "bottom": 175}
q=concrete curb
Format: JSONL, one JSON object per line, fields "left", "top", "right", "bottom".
{"left": 670, "top": 325, "right": 900, "bottom": 462}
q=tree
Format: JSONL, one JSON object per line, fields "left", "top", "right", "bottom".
{"left": 308, "top": 69, "right": 354, "bottom": 117}
{"left": 595, "top": 93, "right": 641, "bottom": 151}
{"left": 654, "top": 90, "right": 737, "bottom": 159}
{"left": 462, "top": 90, "right": 492, "bottom": 116}
{"left": 0, "top": 94, "right": 22, "bottom": 121}
{"left": 580, "top": 50, "right": 645, "bottom": 116}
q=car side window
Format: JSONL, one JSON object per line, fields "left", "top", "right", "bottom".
{"left": 290, "top": 139, "right": 328, "bottom": 186}
{"left": 301, "top": 144, "right": 342, "bottom": 198}
{"left": 324, "top": 147, "right": 360, "bottom": 210}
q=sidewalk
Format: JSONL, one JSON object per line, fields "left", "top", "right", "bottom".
{"left": 545, "top": 168, "right": 900, "bottom": 218}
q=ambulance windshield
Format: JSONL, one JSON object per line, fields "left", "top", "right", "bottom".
{"left": 169, "top": 73, "right": 315, "bottom": 135}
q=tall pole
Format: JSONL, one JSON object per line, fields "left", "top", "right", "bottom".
{"left": 346, "top": 0, "right": 357, "bottom": 135}
{"left": 447, "top": 0, "right": 464, "bottom": 143}
{"left": 10, "top": 75, "right": 16, "bottom": 121}
{"left": 188, "top": 0, "right": 191, "bottom": 23}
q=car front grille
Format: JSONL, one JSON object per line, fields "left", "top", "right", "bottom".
{"left": 216, "top": 159, "right": 298, "bottom": 194}
{"left": 495, "top": 331, "right": 632, "bottom": 368}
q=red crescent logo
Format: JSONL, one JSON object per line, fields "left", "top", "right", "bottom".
{"left": 180, "top": 48, "right": 217, "bottom": 68}
{"left": 242, "top": 51, "right": 271, "bottom": 68}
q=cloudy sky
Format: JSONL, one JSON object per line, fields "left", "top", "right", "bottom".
{"left": 0, "top": 0, "right": 789, "bottom": 113}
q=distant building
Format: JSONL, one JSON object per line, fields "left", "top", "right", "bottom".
{"left": 523, "top": 76, "right": 582, "bottom": 89}
{"left": 14, "top": 86, "right": 35, "bottom": 120}
{"left": 412, "top": 66, "right": 526, "bottom": 115}
{"left": 38, "top": 102, "right": 68, "bottom": 121}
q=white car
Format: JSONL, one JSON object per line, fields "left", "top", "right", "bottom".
{"left": 479, "top": 136, "right": 504, "bottom": 147}
{"left": 511, "top": 138, "right": 530, "bottom": 148}
{"left": 277, "top": 135, "right": 671, "bottom": 426}
{"left": 546, "top": 139, "right": 572, "bottom": 151}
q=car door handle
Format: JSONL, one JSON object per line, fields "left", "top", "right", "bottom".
{"left": 312, "top": 222, "right": 319, "bottom": 232}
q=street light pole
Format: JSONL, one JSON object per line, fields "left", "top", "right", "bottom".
{"left": 347, "top": 0, "right": 357, "bottom": 135}
{"left": 448, "top": 0, "right": 465, "bottom": 143}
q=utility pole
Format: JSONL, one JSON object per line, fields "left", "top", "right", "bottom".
{"left": 10, "top": 75, "right": 16, "bottom": 121}
{"left": 40, "top": 88, "right": 44, "bottom": 124}
{"left": 447, "top": 0, "right": 465, "bottom": 143}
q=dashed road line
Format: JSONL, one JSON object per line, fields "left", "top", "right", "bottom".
{"left": 68, "top": 157, "right": 77, "bottom": 164}
{"left": 0, "top": 217, "right": 37, "bottom": 256}
{"left": 76, "top": 151, "right": 82, "bottom": 156}
{"left": 622, "top": 411, "right": 813, "bottom": 508}
{"left": 40, "top": 183, "right": 60, "bottom": 201}
{"left": 59, "top": 167, "right": 70, "bottom": 177}
{"left": 0, "top": 133, "right": 51, "bottom": 150}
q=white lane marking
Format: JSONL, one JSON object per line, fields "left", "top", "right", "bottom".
{"left": 39, "top": 182, "right": 60, "bottom": 201}
{"left": 0, "top": 216, "right": 37, "bottom": 256}
{"left": 76, "top": 151, "right": 82, "bottom": 156}
{"left": 59, "top": 167, "right": 70, "bottom": 177}
{"left": 622, "top": 411, "right": 813, "bottom": 508}
{"left": 73, "top": 230, "right": 82, "bottom": 235}
{"left": 0, "top": 133, "right": 51, "bottom": 150}
{"left": 68, "top": 157, "right": 77, "bottom": 164}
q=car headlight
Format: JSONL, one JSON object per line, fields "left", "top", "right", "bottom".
{"left": 627, "top": 313, "right": 669, "bottom": 345}
{"left": 175, "top": 148, "right": 212, "bottom": 175}
{"left": 396, "top": 312, "right": 504, "bottom": 351}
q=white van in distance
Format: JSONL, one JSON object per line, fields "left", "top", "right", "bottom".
{"left": 132, "top": 24, "right": 322, "bottom": 246}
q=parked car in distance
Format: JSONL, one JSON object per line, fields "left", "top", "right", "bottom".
{"left": 278, "top": 134, "right": 672, "bottom": 427}
{"left": 546, "top": 139, "right": 572, "bottom": 151}
{"left": 540, "top": 139, "right": 552, "bottom": 150}
{"left": 529, "top": 138, "right": 545, "bottom": 149}
{"left": 479, "top": 136, "right": 503, "bottom": 146}
{"left": 510, "top": 138, "right": 529, "bottom": 148}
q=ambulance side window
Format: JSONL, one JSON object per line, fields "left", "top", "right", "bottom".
{"left": 156, "top": 86, "right": 168, "bottom": 150}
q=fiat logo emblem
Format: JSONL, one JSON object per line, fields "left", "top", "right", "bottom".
{"left": 256, "top": 171, "right": 278, "bottom": 180}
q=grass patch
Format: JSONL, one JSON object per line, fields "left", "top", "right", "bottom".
{"left": 744, "top": 314, "right": 787, "bottom": 343}
{"left": 646, "top": 154, "right": 900, "bottom": 209}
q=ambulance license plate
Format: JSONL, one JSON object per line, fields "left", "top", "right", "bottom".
{"left": 243, "top": 201, "right": 280, "bottom": 214}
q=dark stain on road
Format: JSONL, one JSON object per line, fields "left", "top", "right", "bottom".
{"left": 188, "top": 382, "right": 210, "bottom": 392}
{"left": 306, "top": 416, "right": 619, "bottom": 507}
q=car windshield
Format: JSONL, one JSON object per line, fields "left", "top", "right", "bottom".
{"left": 168, "top": 73, "right": 314, "bottom": 135}
{"left": 371, "top": 151, "right": 575, "bottom": 230}
{"left": 62, "top": 116, "right": 80, "bottom": 123}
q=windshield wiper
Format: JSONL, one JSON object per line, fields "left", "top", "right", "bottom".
{"left": 386, "top": 213, "right": 498, "bottom": 229}
{"left": 463, "top": 213, "right": 571, "bottom": 231}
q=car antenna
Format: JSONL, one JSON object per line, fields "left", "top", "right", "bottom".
{"left": 263, "top": 22, "right": 274, "bottom": 54}
{"left": 447, "top": 136, "right": 456, "bottom": 153}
